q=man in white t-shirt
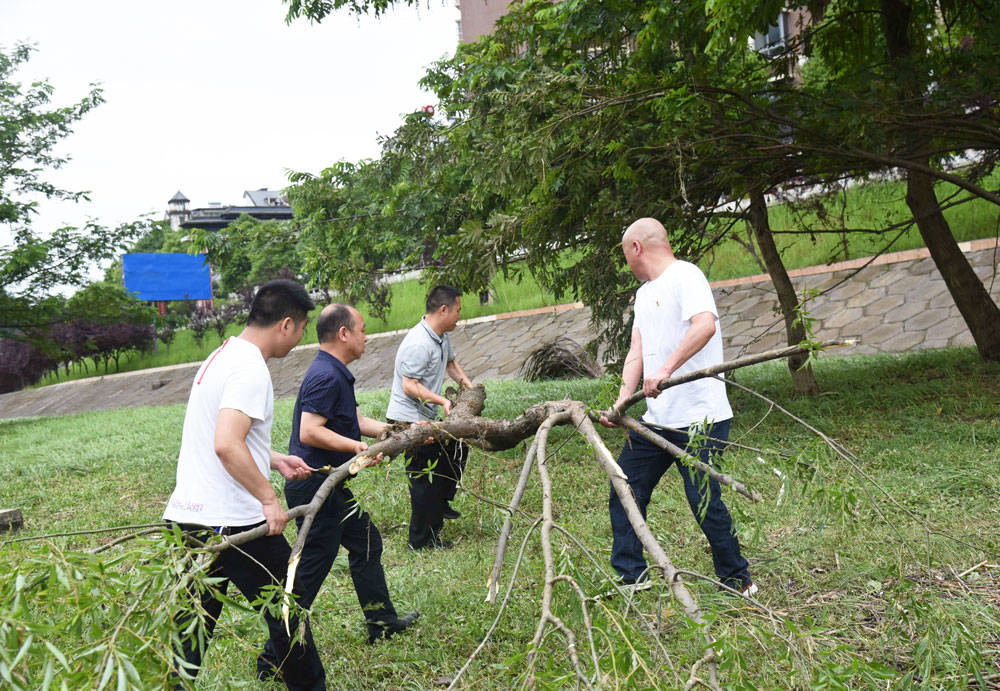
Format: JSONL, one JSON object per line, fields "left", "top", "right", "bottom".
{"left": 163, "top": 279, "right": 326, "bottom": 690}
{"left": 601, "top": 218, "right": 755, "bottom": 597}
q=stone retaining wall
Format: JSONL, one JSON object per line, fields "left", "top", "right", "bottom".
{"left": 1, "top": 237, "right": 996, "bottom": 420}
{"left": 714, "top": 237, "right": 999, "bottom": 357}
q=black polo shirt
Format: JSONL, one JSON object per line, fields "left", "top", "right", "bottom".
{"left": 289, "top": 350, "right": 360, "bottom": 470}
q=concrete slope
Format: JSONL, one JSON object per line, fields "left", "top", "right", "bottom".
{"left": 1, "top": 237, "right": 996, "bottom": 420}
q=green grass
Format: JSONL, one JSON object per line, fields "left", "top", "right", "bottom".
{"left": 3, "top": 347, "right": 999, "bottom": 688}
{"left": 701, "top": 172, "right": 1000, "bottom": 281}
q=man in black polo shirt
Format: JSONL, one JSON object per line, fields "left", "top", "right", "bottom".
{"left": 262, "top": 304, "right": 417, "bottom": 666}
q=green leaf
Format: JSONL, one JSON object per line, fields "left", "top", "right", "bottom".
{"left": 42, "top": 642, "right": 68, "bottom": 670}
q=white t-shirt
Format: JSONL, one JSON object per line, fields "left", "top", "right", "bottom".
{"left": 163, "top": 337, "right": 274, "bottom": 526}
{"left": 634, "top": 260, "right": 733, "bottom": 428}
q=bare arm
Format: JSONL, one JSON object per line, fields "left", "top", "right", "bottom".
{"left": 446, "top": 358, "right": 472, "bottom": 389}
{"left": 357, "top": 407, "right": 388, "bottom": 439}
{"left": 299, "top": 411, "right": 369, "bottom": 455}
{"left": 642, "top": 311, "right": 716, "bottom": 397}
{"left": 214, "top": 408, "right": 287, "bottom": 535}
{"left": 402, "top": 376, "right": 453, "bottom": 416}
{"left": 600, "top": 328, "right": 643, "bottom": 427}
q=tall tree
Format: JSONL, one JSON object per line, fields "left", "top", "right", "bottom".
{"left": 276, "top": 0, "right": 1000, "bottom": 368}
{"left": 1, "top": 45, "right": 142, "bottom": 335}
{"left": 700, "top": 0, "right": 1000, "bottom": 359}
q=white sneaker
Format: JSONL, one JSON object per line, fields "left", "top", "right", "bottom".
{"left": 740, "top": 582, "right": 758, "bottom": 598}
{"left": 594, "top": 580, "right": 651, "bottom": 600}
{"left": 620, "top": 581, "right": 652, "bottom": 595}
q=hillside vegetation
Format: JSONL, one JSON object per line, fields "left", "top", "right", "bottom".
{"left": 32, "top": 172, "right": 1000, "bottom": 387}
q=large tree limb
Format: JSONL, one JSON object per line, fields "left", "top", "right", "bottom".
{"left": 486, "top": 436, "right": 539, "bottom": 603}
{"left": 522, "top": 411, "right": 592, "bottom": 689}
{"left": 569, "top": 406, "right": 721, "bottom": 690}
{"left": 602, "top": 412, "right": 762, "bottom": 503}
{"left": 613, "top": 340, "right": 853, "bottom": 415}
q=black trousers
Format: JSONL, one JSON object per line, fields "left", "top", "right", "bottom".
{"left": 172, "top": 523, "right": 325, "bottom": 691}
{"left": 402, "top": 438, "right": 468, "bottom": 548}
{"left": 285, "top": 474, "right": 396, "bottom": 621}
{"left": 260, "top": 476, "right": 397, "bottom": 668}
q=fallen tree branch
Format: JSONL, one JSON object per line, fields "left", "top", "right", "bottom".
{"left": 570, "top": 405, "right": 722, "bottom": 690}
{"left": 599, "top": 411, "right": 762, "bottom": 503}
{"left": 487, "top": 437, "right": 539, "bottom": 603}
{"left": 613, "top": 339, "right": 854, "bottom": 415}
{"left": 522, "top": 410, "right": 591, "bottom": 689}
{"left": 1, "top": 522, "right": 167, "bottom": 548}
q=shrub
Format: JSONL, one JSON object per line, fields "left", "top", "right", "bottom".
{"left": 519, "top": 337, "right": 602, "bottom": 381}
{"left": 0, "top": 338, "right": 53, "bottom": 393}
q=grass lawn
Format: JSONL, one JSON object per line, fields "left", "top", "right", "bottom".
{"left": 701, "top": 172, "right": 1000, "bottom": 281}
{"left": 3, "top": 347, "right": 999, "bottom": 688}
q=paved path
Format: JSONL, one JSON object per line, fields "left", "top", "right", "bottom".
{"left": 1, "top": 237, "right": 996, "bottom": 420}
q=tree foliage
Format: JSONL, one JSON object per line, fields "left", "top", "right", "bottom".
{"left": 272, "top": 0, "right": 1000, "bottom": 363}
{"left": 0, "top": 44, "right": 102, "bottom": 226}
{"left": 186, "top": 215, "right": 301, "bottom": 296}
{"left": 0, "top": 45, "right": 145, "bottom": 339}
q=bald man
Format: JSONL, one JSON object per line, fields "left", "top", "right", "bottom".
{"left": 601, "top": 218, "right": 756, "bottom": 596}
{"left": 260, "top": 304, "right": 417, "bottom": 677}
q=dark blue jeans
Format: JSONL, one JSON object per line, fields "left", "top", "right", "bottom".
{"left": 609, "top": 419, "right": 751, "bottom": 590}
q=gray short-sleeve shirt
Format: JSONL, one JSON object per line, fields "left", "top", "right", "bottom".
{"left": 386, "top": 318, "right": 455, "bottom": 422}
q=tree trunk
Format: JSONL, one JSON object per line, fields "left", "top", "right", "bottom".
{"left": 880, "top": 0, "right": 1000, "bottom": 361}
{"left": 748, "top": 188, "right": 821, "bottom": 394}
{"left": 905, "top": 167, "right": 1000, "bottom": 360}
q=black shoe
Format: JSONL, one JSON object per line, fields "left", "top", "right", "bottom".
{"left": 367, "top": 611, "right": 420, "bottom": 644}
{"left": 408, "top": 539, "right": 454, "bottom": 551}
{"left": 256, "top": 654, "right": 280, "bottom": 682}
{"left": 443, "top": 504, "right": 461, "bottom": 520}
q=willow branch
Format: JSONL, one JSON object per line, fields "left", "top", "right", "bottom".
{"left": 487, "top": 436, "right": 539, "bottom": 603}
{"left": 283, "top": 386, "right": 571, "bottom": 620}
{"left": 523, "top": 411, "right": 589, "bottom": 689}
{"left": 607, "top": 412, "right": 762, "bottom": 503}
{"left": 612, "top": 340, "right": 854, "bottom": 415}
{"left": 570, "top": 406, "right": 721, "bottom": 691}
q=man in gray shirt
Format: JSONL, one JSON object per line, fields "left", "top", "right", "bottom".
{"left": 386, "top": 285, "right": 473, "bottom": 550}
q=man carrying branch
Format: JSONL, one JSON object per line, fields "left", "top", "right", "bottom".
{"left": 601, "top": 218, "right": 756, "bottom": 597}
{"left": 387, "top": 285, "right": 473, "bottom": 550}
{"left": 264, "top": 303, "right": 418, "bottom": 656}
{"left": 162, "top": 279, "right": 325, "bottom": 690}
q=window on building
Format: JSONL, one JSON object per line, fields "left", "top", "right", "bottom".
{"left": 753, "top": 11, "right": 789, "bottom": 58}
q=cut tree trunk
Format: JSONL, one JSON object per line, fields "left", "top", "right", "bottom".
{"left": 1, "top": 508, "right": 24, "bottom": 534}
{"left": 748, "top": 188, "right": 821, "bottom": 393}
{"left": 905, "top": 166, "right": 1000, "bottom": 361}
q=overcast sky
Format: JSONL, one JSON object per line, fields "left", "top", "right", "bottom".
{"left": 1, "top": 0, "right": 459, "bottom": 250}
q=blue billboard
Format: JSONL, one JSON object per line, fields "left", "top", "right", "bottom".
{"left": 122, "top": 253, "right": 213, "bottom": 301}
